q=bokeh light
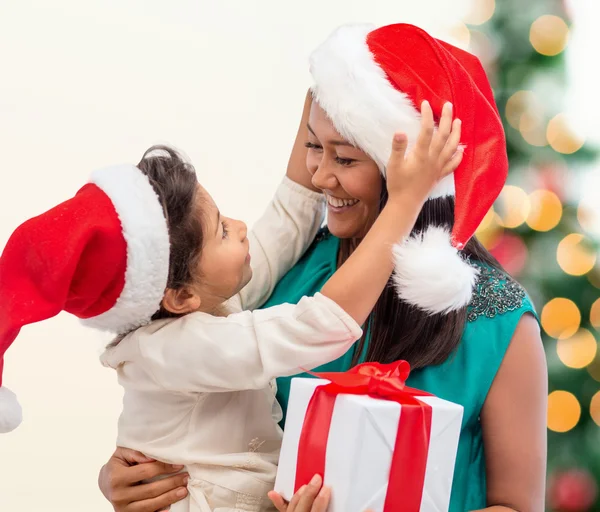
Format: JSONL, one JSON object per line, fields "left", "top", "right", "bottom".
{"left": 506, "top": 91, "right": 536, "bottom": 130}
{"left": 520, "top": 109, "right": 548, "bottom": 146}
{"left": 526, "top": 189, "right": 563, "bottom": 231}
{"left": 557, "top": 328, "right": 598, "bottom": 369}
{"left": 541, "top": 298, "right": 581, "bottom": 339}
{"left": 489, "top": 233, "right": 528, "bottom": 277}
{"left": 547, "top": 113, "right": 585, "bottom": 154}
{"left": 530, "top": 15, "right": 570, "bottom": 56}
{"left": 591, "top": 299, "right": 600, "bottom": 331}
{"left": 548, "top": 390, "right": 581, "bottom": 432}
{"left": 475, "top": 207, "right": 504, "bottom": 249}
{"left": 590, "top": 392, "right": 600, "bottom": 427}
{"left": 450, "top": 23, "right": 471, "bottom": 47}
{"left": 588, "top": 356, "right": 600, "bottom": 383}
{"left": 577, "top": 197, "right": 600, "bottom": 237}
{"left": 464, "top": 0, "right": 495, "bottom": 25}
{"left": 496, "top": 185, "right": 531, "bottom": 228}
{"left": 557, "top": 234, "right": 597, "bottom": 276}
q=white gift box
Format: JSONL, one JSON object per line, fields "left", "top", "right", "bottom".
{"left": 274, "top": 377, "right": 464, "bottom": 512}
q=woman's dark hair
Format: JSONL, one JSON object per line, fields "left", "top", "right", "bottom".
{"left": 348, "top": 188, "right": 505, "bottom": 369}
{"left": 137, "top": 145, "right": 204, "bottom": 321}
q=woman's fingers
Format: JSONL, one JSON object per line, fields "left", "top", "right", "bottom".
{"left": 268, "top": 491, "right": 289, "bottom": 512}
{"left": 415, "top": 100, "right": 435, "bottom": 154}
{"left": 117, "top": 448, "right": 156, "bottom": 465}
{"left": 295, "top": 475, "right": 323, "bottom": 511}
{"left": 438, "top": 118, "right": 462, "bottom": 165}
{"left": 286, "top": 485, "right": 307, "bottom": 511}
{"left": 118, "top": 472, "right": 189, "bottom": 504}
{"left": 122, "top": 460, "right": 185, "bottom": 486}
{"left": 429, "top": 102, "right": 453, "bottom": 157}
{"left": 310, "top": 485, "right": 331, "bottom": 512}
{"left": 128, "top": 486, "right": 189, "bottom": 512}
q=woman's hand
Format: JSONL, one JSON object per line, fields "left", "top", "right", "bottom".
{"left": 98, "top": 447, "right": 189, "bottom": 512}
{"left": 386, "top": 100, "right": 462, "bottom": 206}
{"left": 268, "top": 474, "right": 374, "bottom": 512}
{"left": 268, "top": 475, "right": 330, "bottom": 512}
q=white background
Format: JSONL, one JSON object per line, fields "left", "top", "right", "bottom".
{"left": 0, "top": 0, "right": 595, "bottom": 510}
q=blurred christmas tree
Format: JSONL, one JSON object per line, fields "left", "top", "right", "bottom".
{"left": 465, "top": 0, "right": 600, "bottom": 510}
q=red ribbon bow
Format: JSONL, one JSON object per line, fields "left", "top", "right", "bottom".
{"left": 294, "top": 361, "right": 433, "bottom": 512}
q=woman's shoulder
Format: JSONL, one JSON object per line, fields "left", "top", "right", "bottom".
{"left": 466, "top": 261, "right": 536, "bottom": 325}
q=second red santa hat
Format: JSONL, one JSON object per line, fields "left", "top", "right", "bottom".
{"left": 0, "top": 165, "right": 170, "bottom": 433}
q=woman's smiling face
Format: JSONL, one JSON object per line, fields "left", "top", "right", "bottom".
{"left": 306, "top": 101, "right": 383, "bottom": 240}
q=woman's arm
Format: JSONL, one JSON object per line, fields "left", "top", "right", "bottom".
{"left": 286, "top": 91, "right": 320, "bottom": 191}
{"left": 477, "top": 314, "right": 548, "bottom": 512}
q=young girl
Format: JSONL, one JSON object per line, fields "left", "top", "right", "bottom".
{"left": 0, "top": 102, "right": 462, "bottom": 511}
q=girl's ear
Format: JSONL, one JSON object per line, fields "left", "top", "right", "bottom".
{"left": 161, "top": 287, "right": 201, "bottom": 315}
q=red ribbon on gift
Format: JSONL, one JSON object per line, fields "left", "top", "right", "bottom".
{"left": 294, "top": 361, "right": 433, "bottom": 512}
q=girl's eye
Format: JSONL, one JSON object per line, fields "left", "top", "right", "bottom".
{"left": 335, "top": 156, "right": 355, "bottom": 166}
{"left": 221, "top": 221, "right": 229, "bottom": 239}
{"left": 304, "top": 142, "right": 323, "bottom": 151}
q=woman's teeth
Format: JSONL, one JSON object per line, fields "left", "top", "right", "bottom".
{"left": 327, "top": 195, "right": 359, "bottom": 208}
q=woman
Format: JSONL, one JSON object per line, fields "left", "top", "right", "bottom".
{"left": 99, "top": 23, "right": 547, "bottom": 512}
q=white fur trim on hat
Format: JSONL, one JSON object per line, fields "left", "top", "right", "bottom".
{"left": 391, "top": 226, "right": 479, "bottom": 314}
{"left": 309, "top": 23, "right": 455, "bottom": 199}
{"left": 82, "top": 165, "right": 170, "bottom": 333}
{"left": 0, "top": 386, "right": 22, "bottom": 433}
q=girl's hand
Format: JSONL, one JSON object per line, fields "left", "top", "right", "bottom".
{"left": 268, "top": 474, "right": 374, "bottom": 512}
{"left": 386, "top": 100, "right": 463, "bottom": 206}
{"left": 98, "top": 447, "right": 189, "bottom": 512}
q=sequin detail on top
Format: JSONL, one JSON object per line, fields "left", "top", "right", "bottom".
{"left": 467, "top": 265, "right": 526, "bottom": 322}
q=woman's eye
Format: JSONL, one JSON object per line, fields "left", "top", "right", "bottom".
{"left": 335, "top": 156, "right": 355, "bottom": 166}
{"left": 221, "top": 221, "right": 229, "bottom": 239}
{"left": 304, "top": 142, "right": 323, "bottom": 151}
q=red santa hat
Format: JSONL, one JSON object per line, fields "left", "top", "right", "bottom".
{"left": 310, "top": 23, "right": 508, "bottom": 314}
{"left": 0, "top": 165, "right": 170, "bottom": 433}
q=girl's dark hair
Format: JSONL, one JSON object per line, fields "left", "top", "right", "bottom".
{"left": 348, "top": 188, "right": 504, "bottom": 369}
{"left": 136, "top": 145, "right": 204, "bottom": 321}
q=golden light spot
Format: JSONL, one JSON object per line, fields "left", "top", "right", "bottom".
{"left": 547, "top": 114, "right": 585, "bottom": 154}
{"left": 496, "top": 186, "right": 531, "bottom": 228}
{"left": 541, "top": 298, "right": 581, "bottom": 339}
{"left": 449, "top": 23, "right": 471, "bottom": 47}
{"left": 464, "top": 0, "right": 496, "bottom": 25}
{"left": 548, "top": 391, "right": 581, "bottom": 432}
{"left": 557, "top": 328, "right": 598, "bottom": 369}
{"left": 475, "top": 207, "right": 504, "bottom": 249}
{"left": 588, "top": 357, "right": 600, "bottom": 382}
{"left": 530, "top": 15, "right": 570, "bottom": 56}
{"left": 588, "top": 271, "right": 600, "bottom": 289}
{"left": 577, "top": 199, "right": 600, "bottom": 236}
{"left": 591, "top": 299, "right": 600, "bottom": 331}
{"left": 557, "top": 234, "right": 597, "bottom": 276}
{"left": 590, "top": 392, "right": 600, "bottom": 427}
{"left": 506, "top": 91, "right": 536, "bottom": 130}
{"left": 526, "top": 190, "right": 563, "bottom": 232}
{"left": 520, "top": 110, "right": 548, "bottom": 146}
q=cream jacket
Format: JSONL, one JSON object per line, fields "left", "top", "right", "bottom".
{"left": 101, "top": 178, "right": 363, "bottom": 511}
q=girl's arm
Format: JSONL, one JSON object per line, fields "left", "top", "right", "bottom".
{"left": 476, "top": 314, "right": 547, "bottom": 512}
{"left": 231, "top": 92, "right": 324, "bottom": 312}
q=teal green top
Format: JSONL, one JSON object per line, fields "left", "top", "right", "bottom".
{"left": 261, "top": 228, "right": 537, "bottom": 512}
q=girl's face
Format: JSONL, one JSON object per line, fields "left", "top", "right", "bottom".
{"left": 306, "top": 102, "right": 383, "bottom": 240}
{"left": 192, "top": 184, "right": 252, "bottom": 312}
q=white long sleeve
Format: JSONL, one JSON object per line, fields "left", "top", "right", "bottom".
{"left": 230, "top": 177, "right": 325, "bottom": 312}
{"left": 103, "top": 293, "right": 362, "bottom": 394}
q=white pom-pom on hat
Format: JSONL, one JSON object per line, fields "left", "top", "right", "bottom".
{"left": 0, "top": 386, "right": 22, "bottom": 433}
{"left": 392, "top": 226, "right": 480, "bottom": 315}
